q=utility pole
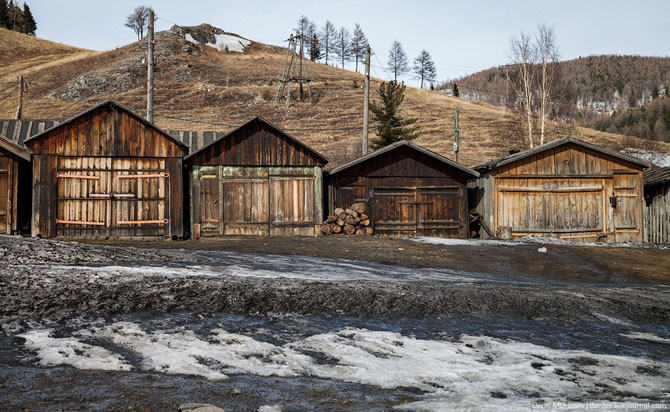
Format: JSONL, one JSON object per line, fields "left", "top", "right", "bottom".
{"left": 298, "top": 33, "right": 304, "bottom": 101}
{"left": 146, "top": 8, "right": 154, "bottom": 123}
{"left": 362, "top": 44, "right": 371, "bottom": 155}
{"left": 453, "top": 108, "right": 460, "bottom": 162}
{"left": 15, "top": 74, "right": 24, "bottom": 120}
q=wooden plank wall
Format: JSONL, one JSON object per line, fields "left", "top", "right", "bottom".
{"left": 188, "top": 120, "right": 325, "bottom": 167}
{"left": 26, "top": 105, "right": 185, "bottom": 158}
{"left": 487, "top": 143, "right": 645, "bottom": 242}
{"left": 645, "top": 183, "right": 670, "bottom": 243}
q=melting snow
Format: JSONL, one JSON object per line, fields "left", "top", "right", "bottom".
{"left": 205, "top": 33, "right": 250, "bottom": 52}
{"left": 407, "top": 237, "right": 517, "bottom": 246}
{"left": 622, "top": 148, "right": 670, "bottom": 167}
{"left": 18, "top": 323, "right": 669, "bottom": 411}
{"left": 18, "top": 329, "right": 131, "bottom": 371}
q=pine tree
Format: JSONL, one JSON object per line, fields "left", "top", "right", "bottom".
{"left": 7, "top": 0, "right": 22, "bottom": 31}
{"left": 334, "top": 27, "right": 351, "bottom": 69}
{"left": 0, "top": 0, "right": 9, "bottom": 28}
{"left": 652, "top": 85, "right": 660, "bottom": 99}
{"left": 350, "top": 23, "right": 368, "bottom": 73}
{"left": 387, "top": 41, "right": 409, "bottom": 81}
{"left": 21, "top": 2, "right": 35, "bottom": 35}
{"left": 452, "top": 83, "right": 460, "bottom": 97}
{"left": 412, "top": 50, "right": 437, "bottom": 89}
{"left": 369, "top": 81, "right": 418, "bottom": 149}
{"left": 309, "top": 33, "right": 321, "bottom": 61}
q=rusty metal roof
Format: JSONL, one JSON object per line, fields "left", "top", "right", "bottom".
{"left": 644, "top": 167, "right": 670, "bottom": 188}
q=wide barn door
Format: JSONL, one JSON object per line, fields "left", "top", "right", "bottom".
{"left": 56, "top": 157, "right": 169, "bottom": 238}
{"left": 0, "top": 155, "right": 10, "bottom": 234}
{"left": 195, "top": 167, "right": 317, "bottom": 236}
{"left": 496, "top": 178, "right": 605, "bottom": 239}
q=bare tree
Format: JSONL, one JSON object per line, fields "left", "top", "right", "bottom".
{"left": 387, "top": 41, "right": 409, "bottom": 81}
{"left": 351, "top": 23, "right": 368, "bottom": 73}
{"left": 125, "top": 6, "right": 149, "bottom": 41}
{"left": 319, "top": 20, "right": 336, "bottom": 65}
{"left": 536, "top": 24, "right": 560, "bottom": 145}
{"left": 295, "top": 15, "right": 311, "bottom": 58}
{"left": 334, "top": 27, "right": 351, "bottom": 69}
{"left": 509, "top": 31, "right": 537, "bottom": 148}
{"left": 413, "top": 50, "right": 437, "bottom": 89}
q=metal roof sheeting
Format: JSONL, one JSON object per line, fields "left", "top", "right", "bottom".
{"left": 644, "top": 167, "right": 670, "bottom": 188}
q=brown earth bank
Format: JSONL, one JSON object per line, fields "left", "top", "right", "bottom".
{"left": 115, "top": 236, "right": 670, "bottom": 285}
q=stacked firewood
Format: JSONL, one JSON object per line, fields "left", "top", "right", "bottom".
{"left": 321, "top": 202, "right": 374, "bottom": 235}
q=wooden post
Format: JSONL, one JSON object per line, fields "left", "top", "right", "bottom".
{"left": 15, "top": 74, "right": 23, "bottom": 120}
{"left": 362, "top": 44, "right": 371, "bottom": 155}
{"left": 453, "top": 108, "right": 459, "bottom": 162}
{"left": 298, "top": 33, "right": 304, "bottom": 101}
{"left": 146, "top": 8, "right": 154, "bottom": 123}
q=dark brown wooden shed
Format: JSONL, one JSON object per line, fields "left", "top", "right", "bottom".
{"left": 0, "top": 135, "right": 30, "bottom": 235}
{"left": 471, "top": 138, "right": 648, "bottom": 243}
{"left": 185, "top": 117, "right": 328, "bottom": 237}
{"left": 326, "top": 140, "right": 479, "bottom": 238}
{"left": 24, "top": 101, "right": 189, "bottom": 240}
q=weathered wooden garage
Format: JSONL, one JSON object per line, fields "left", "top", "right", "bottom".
{"left": 24, "top": 100, "right": 189, "bottom": 240}
{"left": 186, "top": 117, "right": 328, "bottom": 237}
{"left": 0, "top": 134, "right": 30, "bottom": 235}
{"left": 644, "top": 167, "right": 670, "bottom": 244}
{"left": 326, "top": 140, "right": 479, "bottom": 238}
{"left": 470, "top": 137, "right": 648, "bottom": 243}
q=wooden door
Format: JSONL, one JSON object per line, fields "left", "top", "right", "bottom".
{"left": 222, "top": 169, "right": 269, "bottom": 235}
{"left": 111, "top": 158, "right": 169, "bottom": 238}
{"left": 197, "top": 169, "right": 221, "bottom": 236}
{"left": 416, "top": 187, "right": 462, "bottom": 237}
{"left": 0, "top": 155, "right": 9, "bottom": 234}
{"left": 270, "top": 176, "right": 315, "bottom": 227}
{"left": 371, "top": 187, "right": 417, "bottom": 236}
{"left": 56, "top": 157, "right": 112, "bottom": 238}
{"left": 612, "top": 172, "right": 640, "bottom": 242}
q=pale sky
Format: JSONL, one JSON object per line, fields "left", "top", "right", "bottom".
{"left": 25, "top": 0, "right": 670, "bottom": 85}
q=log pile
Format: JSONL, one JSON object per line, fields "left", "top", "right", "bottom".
{"left": 321, "top": 202, "right": 374, "bottom": 236}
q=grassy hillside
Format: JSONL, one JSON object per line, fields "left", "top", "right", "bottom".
{"left": 1, "top": 27, "right": 668, "bottom": 167}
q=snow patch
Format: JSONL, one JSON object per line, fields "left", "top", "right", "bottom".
{"left": 622, "top": 148, "right": 670, "bottom": 167}
{"left": 257, "top": 406, "right": 282, "bottom": 412}
{"left": 18, "top": 329, "right": 131, "bottom": 371}
{"left": 407, "top": 237, "right": 518, "bottom": 246}
{"left": 184, "top": 33, "right": 199, "bottom": 45}
{"left": 19, "top": 323, "right": 669, "bottom": 411}
{"left": 206, "top": 33, "right": 250, "bottom": 52}
{"left": 622, "top": 332, "right": 670, "bottom": 345}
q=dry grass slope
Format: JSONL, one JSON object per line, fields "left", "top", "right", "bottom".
{"left": 1, "top": 27, "right": 668, "bottom": 166}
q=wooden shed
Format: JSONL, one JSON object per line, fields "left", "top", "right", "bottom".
{"left": 0, "top": 134, "right": 30, "bottom": 235}
{"left": 185, "top": 117, "right": 328, "bottom": 237}
{"left": 24, "top": 100, "right": 189, "bottom": 240}
{"left": 644, "top": 167, "right": 670, "bottom": 243}
{"left": 326, "top": 140, "right": 479, "bottom": 238}
{"left": 470, "top": 138, "right": 649, "bottom": 243}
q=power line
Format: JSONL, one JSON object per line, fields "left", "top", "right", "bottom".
{"left": 0, "top": 86, "right": 18, "bottom": 104}
{"left": 0, "top": 83, "right": 17, "bottom": 95}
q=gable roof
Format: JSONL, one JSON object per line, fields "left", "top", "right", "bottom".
{"left": 474, "top": 137, "right": 650, "bottom": 172}
{"left": 328, "top": 140, "right": 479, "bottom": 177}
{"left": 185, "top": 116, "right": 328, "bottom": 164}
{"left": 0, "top": 134, "right": 30, "bottom": 161}
{"left": 23, "top": 100, "right": 189, "bottom": 150}
{"left": 644, "top": 167, "right": 670, "bottom": 188}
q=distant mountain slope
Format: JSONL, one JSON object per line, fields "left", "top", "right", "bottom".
{"left": 1, "top": 27, "right": 668, "bottom": 167}
{"left": 451, "top": 55, "right": 670, "bottom": 114}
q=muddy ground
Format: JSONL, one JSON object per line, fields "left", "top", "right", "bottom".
{"left": 0, "top": 235, "right": 668, "bottom": 412}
